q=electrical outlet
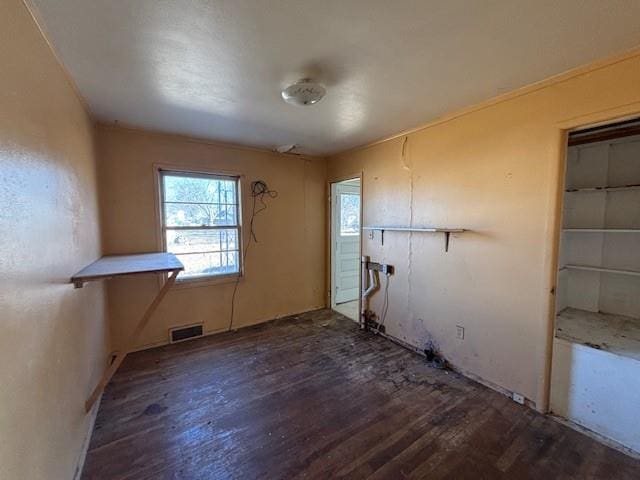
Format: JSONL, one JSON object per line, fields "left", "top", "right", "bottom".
{"left": 512, "top": 392, "right": 525, "bottom": 405}
{"left": 367, "top": 262, "right": 394, "bottom": 275}
{"left": 381, "top": 264, "right": 394, "bottom": 275}
{"left": 456, "top": 325, "right": 464, "bottom": 340}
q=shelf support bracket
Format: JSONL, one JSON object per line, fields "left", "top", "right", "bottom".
{"left": 84, "top": 270, "right": 179, "bottom": 412}
{"left": 363, "top": 226, "right": 466, "bottom": 252}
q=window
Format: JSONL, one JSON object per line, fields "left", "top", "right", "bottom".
{"left": 160, "top": 170, "right": 241, "bottom": 280}
{"left": 340, "top": 193, "right": 360, "bottom": 236}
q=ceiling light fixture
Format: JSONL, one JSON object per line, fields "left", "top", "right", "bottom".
{"left": 281, "top": 79, "right": 326, "bottom": 106}
{"left": 275, "top": 144, "right": 297, "bottom": 154}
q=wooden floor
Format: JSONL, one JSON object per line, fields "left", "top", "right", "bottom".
{"left": 82, "top": 309, "right": 640, "bottom": 479}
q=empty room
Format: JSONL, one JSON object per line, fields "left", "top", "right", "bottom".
{"left": 3, "top": 0, "right": 640, "bottom": 478}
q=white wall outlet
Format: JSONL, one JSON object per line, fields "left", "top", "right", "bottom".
{"left": 512, "top": 392, "right": 525, "bottom": 405}
{"left": 456, "top": 325, "right": 464, "bottom": 340}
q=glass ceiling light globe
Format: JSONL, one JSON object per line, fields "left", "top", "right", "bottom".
{"left": 281, "top": 79, "right": 326, "bottom": 106}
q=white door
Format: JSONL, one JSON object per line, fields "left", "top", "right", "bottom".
{"left": 332, "top": 181, "right": 360, "bottom": 304}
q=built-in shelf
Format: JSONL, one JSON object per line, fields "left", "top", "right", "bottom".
{"left": 563, "top": 228, "right": 640, "bottom": 233}
{"left": 560, "top": 264, "right": 640, "bottom": 277}
{"left": 552, "top": 130, "right": 640, "bottom": 452}
{"left": 362, "top": 226, "right": 466, "bottom": 251}
{"left": 565, "top": 184, "right": 640, "bottom": 193}
{"left": 555, "top": 307, "right": 640, "bottom": 361}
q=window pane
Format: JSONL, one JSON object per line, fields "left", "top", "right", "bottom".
{"left": 166, "top": 228, "right": 238, "bottom": 254}
{"left": 161, "top": 172, "right": 240, "bottom": 280}
{"left": 163, "top": 174, "right": 237, "bottom": 205}
{"left": 176, "top": 251, "right": 239, "bottom": 278}
{"left": 164, "top": 202, "right": 237, "bottom": 227}
{"left": 340, "top": 193, "right": 360, "bottom": 235}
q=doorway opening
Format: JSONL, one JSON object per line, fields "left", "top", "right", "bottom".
{"left": 330, "top": 177, "right": 361, "bottom": 322}
{"left": 550, "top": 116, "right": 640, "bottom": 454}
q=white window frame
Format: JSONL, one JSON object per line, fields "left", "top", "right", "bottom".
{"left": 158, "top": 168, "right": 243, "bottom": 285}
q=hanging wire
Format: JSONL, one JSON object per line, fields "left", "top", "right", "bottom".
{"left": 229, "top": 180, "right": 278, "bottom": 330}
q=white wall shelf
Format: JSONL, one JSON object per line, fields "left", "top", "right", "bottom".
{"left": 561, "top": 264, "right": 640, "bottom": 277}
{"left": 362, "top": 226, "right": 466, "bottom": 251}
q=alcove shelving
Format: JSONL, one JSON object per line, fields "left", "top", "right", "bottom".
{"left": 555, "top": 133, "right": 640, "bottom": 360}
{"left": 550, "top": 128, "right": 640, "bottom": 454}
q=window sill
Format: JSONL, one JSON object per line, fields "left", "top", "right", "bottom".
{"left": 171, "top": 272, "right": 242, "bottom": 290}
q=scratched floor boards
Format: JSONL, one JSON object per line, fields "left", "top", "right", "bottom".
{"left": 82, "top": 309, "right": 639, "bottom": 479}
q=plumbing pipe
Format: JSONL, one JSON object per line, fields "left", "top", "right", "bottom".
{"left": 360, "top": 255, "right": 369, "bottom": 329}
{"left": 360, "top": 255, "right": 379, "bottom": 330}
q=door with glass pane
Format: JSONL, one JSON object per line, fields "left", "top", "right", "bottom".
{"left": 332, "top": 180, "right": 361, "bottom": 305}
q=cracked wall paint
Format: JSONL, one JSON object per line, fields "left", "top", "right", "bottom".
{"left": 328, "top": 52, "right": 640, "bottom": 409}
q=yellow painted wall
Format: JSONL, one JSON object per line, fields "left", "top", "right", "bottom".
{"left": 327, "top": 51, "right": 640, "bottom": 410}
{"left": 96, "top": 125, "right": 326, "bottom": 351}
{"left": 0, "top": 1, "right": 109, "bottom": 478}
{"left": 3, "top": 2, "right": 640, "bottom": 474}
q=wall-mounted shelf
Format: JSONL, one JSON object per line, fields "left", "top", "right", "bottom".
{"left": 563, "top": 228, "right": 640, "bottom": 233}
{"left": 565, "top": 184, "right": 640, "bottom": 193}
{"left": 71, "top": 253, "right": 183, "bottom": 412}
{"left": 362, "top": 226, "right": 466, "bottom": 251}
{"left": 71, "top": 252, "right": 183, "bottom": 288}
{"left": 560, "top": 264, "right": 640, "bottom": 278}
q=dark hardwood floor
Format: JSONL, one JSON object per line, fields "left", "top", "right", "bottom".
{"left": 82, "top": 309, "right": 640, "bottom": 479}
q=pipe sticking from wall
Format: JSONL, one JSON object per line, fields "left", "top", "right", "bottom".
{"left": 360, "top": 255, "right": 379, "bottom": 330}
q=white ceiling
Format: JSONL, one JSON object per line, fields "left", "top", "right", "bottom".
{"left": 29, "top": 0, "right": 640, "bottom": 155}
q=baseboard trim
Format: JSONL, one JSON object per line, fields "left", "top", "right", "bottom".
{"left": 129, "top": 305, "right": 329, "bottom": 353}
{"left": 372, "top": 328, "right": 640, "bottom": 459}
{"left": 549, "top": 414, "right": 640, "bottom": 460}
{"left": 372, "top": 329, "right": 538, "bottom": 409}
